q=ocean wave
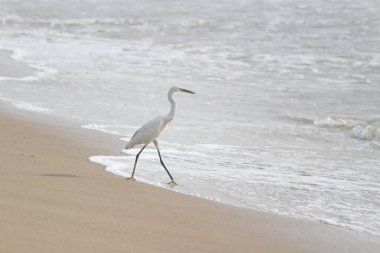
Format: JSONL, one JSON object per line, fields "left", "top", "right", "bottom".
{"left": 82, "top": 123, "right": 140, "bottom": 137}
{"left": 313, "top": 117, "right": 380, "bottom": 141}
{"left": 0, "top": 68, "right": 58, "bottom": 82}
{"left": 285, "top": 115, "right": 380, "bottom": 142}
{"left": 0, "top": 15, "right": 143, "bottom": 28}
{"left": 313, "top": 116, "right": 358, "bottom": 129}
{"left": 0, "top": 48, "right": 58, "bottom": 81}
{"left": 283, "top": 115, "right": 315, "bottom": 125}
{"left": 12, "top": 101, "right": 53, "bottom": 113}
{"left": 0, "top": 95, "right": 53, "bottom": 113}
{"left": 318, "top": 218, "right": 380, "bottom": 237}
{"left": 10, "top": 50, "right": 59, "bottom": 81}
{"left": 351, "top": 121, "right": 380, "bottom": 141}
{"left": 0, "top": 13, "right": 217, "bottom": 39}
{"left": 0, "top": 14, "right": 214, "bottom": 29}
{"left": 82, "top": 124, "right": 124, "bottom": 136}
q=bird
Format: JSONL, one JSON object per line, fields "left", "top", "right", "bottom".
{"left": 124, "top": 86, "right": 195, "bottom": 187}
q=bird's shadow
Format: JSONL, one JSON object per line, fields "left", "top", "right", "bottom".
{"left": 40, "top": 173, "right": 82, "bottom": 178}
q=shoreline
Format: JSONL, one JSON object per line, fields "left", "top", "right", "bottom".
{"left": 0, "top": 49, "right": 37, "bottom": 79}
{"left": 1, "top": 109, "right": 379, "bottom": 252}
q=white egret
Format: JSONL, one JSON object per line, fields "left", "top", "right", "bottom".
{"left": 124, "top": 86, "right": 195, "bottom": 186}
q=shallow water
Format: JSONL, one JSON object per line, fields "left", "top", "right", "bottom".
{"left": 0, "top": 0, "right": 379, "bottom": 236}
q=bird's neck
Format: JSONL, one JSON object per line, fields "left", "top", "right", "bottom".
{"left": 165, "top": 90, "right": 176, "bottom": 122}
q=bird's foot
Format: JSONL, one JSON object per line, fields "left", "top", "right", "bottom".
{"left": 167, "top": 180, "right": 178, "bottom": 188}
{"left": 125, "top": 176, "right": 136, "bottom": 181}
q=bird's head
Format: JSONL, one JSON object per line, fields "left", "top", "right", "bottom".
{"left": 169, "top": 86, "right": 195, "bottom": 95}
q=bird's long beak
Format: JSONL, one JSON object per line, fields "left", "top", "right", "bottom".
{"left": 179, "top": 88, "right": 195, "bottom": 94}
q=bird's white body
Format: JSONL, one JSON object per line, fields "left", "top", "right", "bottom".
{"left": 125, "top": 115, "right": 170, "bottom": 149}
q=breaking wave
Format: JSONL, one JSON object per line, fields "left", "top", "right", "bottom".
{"left": 313, "top": 116, "right": 358, "bottom": 129}
{"left": 351, "top": 121, "right": 380, "bottom": 141}
{"left": 314, "top": 117, "right": 380, "bottom": 141}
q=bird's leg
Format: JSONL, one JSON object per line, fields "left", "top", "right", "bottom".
{"left": 167, "top": 180, "right": 178, "bottom": 188}
{"left": 153, "top": 140, "right": 177, "bottom": 187}
{"left": 125, "top": 145, "right": 146, "bottom": 181}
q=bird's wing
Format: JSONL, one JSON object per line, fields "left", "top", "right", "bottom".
{"left": 126, "top": 116, "right": 165, "bottom": 149}
{"left": 130, "top": 127, "right": 141, "bottom": 139}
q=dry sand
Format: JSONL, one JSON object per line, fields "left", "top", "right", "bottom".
{"left": 0, "top": 111, "right": 379, "bottom": 253}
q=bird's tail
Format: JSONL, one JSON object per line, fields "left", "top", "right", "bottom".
{"left": 121, "top": 142, "right": 133, "bottom": 155}
{"left": 125, "top": 142, "right": 133, "bottom": 150}
{"left": 125, "top": 139, "right": 137, "bottom": 150}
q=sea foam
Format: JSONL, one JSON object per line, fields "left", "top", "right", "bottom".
{"left": 0, "top": 95, "right": 53, "bottom": 113}
{"left": 0, "top": 48, "right": 58, "bottom": 81}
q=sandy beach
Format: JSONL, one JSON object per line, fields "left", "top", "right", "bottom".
{"left": 0, "top": 110, "right": 378, "bottom": 253}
